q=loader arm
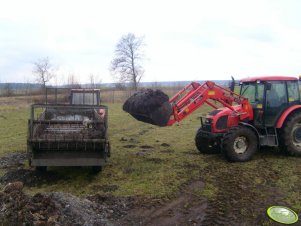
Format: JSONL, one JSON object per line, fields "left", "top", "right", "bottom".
{"left": 167, "top": 81, "right": 253, "bottom": 126}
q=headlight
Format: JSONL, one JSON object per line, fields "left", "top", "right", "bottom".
{"left": 205, "top": 118, "right": 212, "bottom": 124}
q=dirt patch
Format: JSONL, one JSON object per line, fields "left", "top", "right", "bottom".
{"left": 160, "top": 149, "right": 174, "bottom": 153}
{"left": 129, "top": 138, "right": 140, "bottom": 143}
{"left": 200, "top": 161, "right": 287, "bottom": 226}
{"left": 123, "top": 165, "right": 135, "bottom": 174}
{"left": 138, "top": 129, "right": 149, "bottom": 135}
{"left": 139, "top": 145, "right": 154, "bottom": 149}
{"left": 137, "top": 127, "right": 154, "bottom": 136}
{"left": 183, "top": 149, "right": 201, "bottom": 155}
{"left": 161, "top": 143, "right": 170, "bottom": 147}
{"left": 144, "top": 157, "right": 164, "bottom": 164}
{"left": 136, "top": 151, "right": 151, "bottom": 157}
{"left": 0, "top": 152, "right": 27, "bottom": 169}
{"left": 101, "top": 185, "right": 119, "bottom": 192}
{"left": 0, "top": 169, "right": 68, "bottom": 187}
{"left": 182, "top": 162, "right": 200, "bottom": 169}
{"left": 135, "top": 146, "right": 154, "bottom": 156}
{"left": 91, "top": 184, "right": 119, "bottom": 193}
{"left": 119, "top": 180, "right": 207, "bottom": 226}
{"left": 116, "top": 157, "right": 289, "bottom": 226}
{"left": 87, "top": 194, "right": 136, "bottom": 220}
{"left": 0, "top": 182, "right": 110, "bottom": 226}
{"left": 120, "top": 137, "right": 128, "bottom": 141}
{"left": 0, "top": 151, "right": 290, "bottom": 225}
{"left": 120, "top": 137, "right": 141, "bottom": 144}
{"left": 123, "top": 145, "right": 136, "bottom": 148}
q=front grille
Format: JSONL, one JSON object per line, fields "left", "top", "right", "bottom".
{"left": 216, "top": 115, "right": 228, "bottom": 130}
{"left": 202, "top": 118, "right": 212, "bottom": 131}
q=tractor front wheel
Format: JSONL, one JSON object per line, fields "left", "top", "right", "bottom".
{"left": 222, "top": 126, "right": 258, "bottom": 162}
{"left": 281, "top": 112, "right": 301, "bottom": 156}
{"left": 195, "top": 128, "right": 220, "bottom": 154}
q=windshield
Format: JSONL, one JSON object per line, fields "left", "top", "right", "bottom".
{"left": 72, "top": 92, "right": 98, "bottom": 105}
{"left": 240, "top": 82, "right": 264, "bottom": 104}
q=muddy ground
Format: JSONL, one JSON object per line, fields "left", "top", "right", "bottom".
{"left": 0, "top": 152, "right": 289, "bottom": 226}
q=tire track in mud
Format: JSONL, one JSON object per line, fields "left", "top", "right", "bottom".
{"left": 201, "top": 158, "right": 287, "bottom": 226}
{"left": 119, "top": 181, "right": 208, "bottom": 226}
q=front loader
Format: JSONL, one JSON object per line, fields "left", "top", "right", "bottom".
{"left": 124, "top": 76, "right": 301, "bottom": 162}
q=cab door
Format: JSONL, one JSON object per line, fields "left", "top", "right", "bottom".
{"left": 240, "top": 82, "right": 265, "bottom": 127}
{"left": 287, "top": 80, "right": 300, "bottom": 106}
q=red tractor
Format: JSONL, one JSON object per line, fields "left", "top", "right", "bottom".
{"left": 124, "top": 76, "right": 301, "bottom": 162}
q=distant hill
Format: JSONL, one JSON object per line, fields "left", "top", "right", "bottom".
{"left": 0, "top": 83, "right": 42, "bottom": 89}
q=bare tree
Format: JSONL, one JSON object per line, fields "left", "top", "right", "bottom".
{"left": 33, "top": 57, "right": 55, "bottom": 88}
{"left": 89, "top": 73, "right": 95, "bottom": 88}
{"left": 3, "top": 83, "right": 13, "bottom": 97}
{"left": 114, "top": 82, "right": 126, "bottom": 90}
{"left": 66, "top": 73, "right": 81, "bottom": 88}
{"left": 89, "top": 73, "right": 103, "bottom": 89}
{"left": 110, "top": 33, "right": 145, "bottom": 91}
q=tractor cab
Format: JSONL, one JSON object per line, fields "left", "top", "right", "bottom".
{"left": 239, "top": 76, "right": 300, "bottom": 127}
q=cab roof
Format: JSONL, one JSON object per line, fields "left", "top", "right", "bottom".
{"left": 240, "top": 76, "right": 298, "bottom": 83}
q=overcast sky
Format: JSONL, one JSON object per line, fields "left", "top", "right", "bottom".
{"left": 1, "top": 0, "right": 301, "bottom": 84}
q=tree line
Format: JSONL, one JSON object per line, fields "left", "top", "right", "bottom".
{"left": 33, "top": 33, "right": 145, "bottom": 91}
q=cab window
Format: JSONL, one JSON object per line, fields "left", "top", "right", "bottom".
{"left": 240, "top": 82, "right": 264, "bottom": 104}
{"left": 72, "top": 92, "right": 98, "bottom": 105}
{"left": 266, "top": 82, "right": 286, "bottom": 107}
{"left": 287, "top": 81, "right": 299, "bottom": 104}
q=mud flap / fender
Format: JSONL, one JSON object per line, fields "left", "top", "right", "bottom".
{"left": 239, "top": 122, "right": 260, "bottom": 149}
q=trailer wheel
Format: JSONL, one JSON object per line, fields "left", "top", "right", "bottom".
{"left": 195, "top": 128, "right": 220, "bottom": 154}
{"left": 222, "top": 126, "right": 257, "bottom": 162}
{"left": 281, "top": 112, "right": 301, "bottom": 156}
{"left": 106, "top": 142, "right": 111, "bottom": 158}
{"left": 91, "top": 166, "right": 102, "bottom": 174}
{"left": 35, "top": 166, "right": 47, "bottom": 172}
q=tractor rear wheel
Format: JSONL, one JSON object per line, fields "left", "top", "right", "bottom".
{"left": 195, "top": 128, "right": 220, "bottom": 154}
{"left": 281, "top": 112, "right": 301, "bottom": 156}
{"left": 222, "top": 126, "right": 258, "bottom": 162}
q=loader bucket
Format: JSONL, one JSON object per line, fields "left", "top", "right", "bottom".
{"left": 123, "top": 89, "right": 172, "bottom": 127}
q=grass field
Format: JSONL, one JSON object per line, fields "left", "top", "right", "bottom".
{"left": 0, "top": 102, "right": 208, "bottom": 197}
{"left": 1, "top": 96, "right": 301, "bottom": 225}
